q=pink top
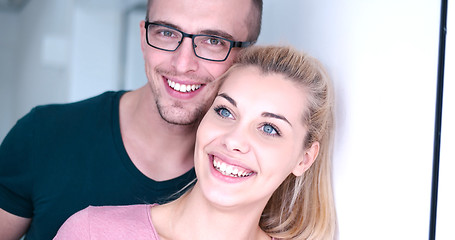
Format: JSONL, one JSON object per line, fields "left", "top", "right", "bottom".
{"left": 54, "top": 204, "right": 160, "bottom": 240}
{"left": 54, "top": 204, "right": 276, "bottom": 240}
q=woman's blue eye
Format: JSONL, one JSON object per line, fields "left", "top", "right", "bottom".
{"left": 220, "top": 108, "right": 231, "bottom": 117}
{"left": 215, "top": 106, "right": 233, "bottom": 118}
{"left": 261, "top": 124, "right": 280, "bottom": 136}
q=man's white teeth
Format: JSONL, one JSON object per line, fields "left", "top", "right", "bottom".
{"left": 213, "top": 160, "right": 253, "bottom": 178}
{"left": 167, "top": 79, "right": 201, "bottom": 93}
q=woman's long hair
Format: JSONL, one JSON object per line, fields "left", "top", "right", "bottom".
{"left": 222, "top": 45, "right": 336, "bottom": 240}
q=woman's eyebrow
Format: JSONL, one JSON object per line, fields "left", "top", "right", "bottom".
{"left": 262, "top": 112, "right": 292, "bottom": 126}
{"left": 217, "top": 93, "right": 236, "bottom": 107}
{"left": 217, "top": 93, "right": 292, "bottom": 126}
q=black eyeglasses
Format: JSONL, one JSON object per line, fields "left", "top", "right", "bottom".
{"left": 144, "top": 22, "right": 254, "bottom": 62}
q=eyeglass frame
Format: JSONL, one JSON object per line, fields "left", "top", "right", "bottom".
{"left": 144, "top": 21, "right": 255, "bottom": 62}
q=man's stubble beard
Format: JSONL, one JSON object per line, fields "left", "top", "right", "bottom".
{"left": 155, "top": 99, "right": 206, "bottom": 126}
{"left": 150, "top": 66, "right": 216, "bottom": 126}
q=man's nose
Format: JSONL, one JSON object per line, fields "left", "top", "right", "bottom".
{"left": 170, "top": 37, "right": 199, "bottom": 73}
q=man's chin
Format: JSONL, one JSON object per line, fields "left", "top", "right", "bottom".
{"left": 155, "top": 98, "right": 208, "bottom": 125}
{"left": 158, "top": 109, "right": 203, "bottom": 126}
{"left": 164, "top": 118, "right": 198, "bottom": 126}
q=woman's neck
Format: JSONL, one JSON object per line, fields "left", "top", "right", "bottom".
{"left": 152, "top": 188, "right": 271, "bottom": 240}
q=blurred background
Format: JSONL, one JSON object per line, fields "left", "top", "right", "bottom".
{"left": 0, "top": 0, "right": 453, "bottom": 239}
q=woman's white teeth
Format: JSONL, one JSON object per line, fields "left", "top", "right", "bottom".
{"left": 167, "top": 79, "right": 201, "bottom": 93}
{"left": 213, "top": 160, "right": 253, "bottom": 178}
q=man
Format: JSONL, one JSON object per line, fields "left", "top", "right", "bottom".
{"left": 0, "top": 0, "right": 262, "bottom": 239}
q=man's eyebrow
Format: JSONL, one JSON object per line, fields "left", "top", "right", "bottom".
{"left": 217, "top": 93, "right": 236, "bottom": 107}
{"left": 149, "top": 21, "right": 235, "bottom": 40}
{"left": 261, "top": 112, "right": 292, "bottom": 126}
{"left": 150, "top": 21, "right": 179, "bottom": 29}
{"left": 200, "top": 30, "right": 234, "bottom": 40}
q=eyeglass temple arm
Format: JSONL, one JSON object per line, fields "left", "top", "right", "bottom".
{"left": 233, "top": 41, "right": 256, "bottom": 48}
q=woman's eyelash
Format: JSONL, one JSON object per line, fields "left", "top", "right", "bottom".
{"left": 213, "top": 105, "right": 282, "bottom": 137}
{"left": 213, "top": 105, "right": 233, "bottom": 119}
{"left": 260, "top": 122, "right": 281, "bottom": 137}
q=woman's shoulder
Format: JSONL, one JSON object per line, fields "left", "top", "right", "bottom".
{"left": 55, "top": 204, "right": 157, "bottom": 240}
{"left": 86, "top": 204, "right": 151, "bottom": 217}
{"left": 85, "top": 204, "right": 155, "bottom": 226}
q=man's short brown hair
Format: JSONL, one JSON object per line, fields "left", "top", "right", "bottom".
{"left": 145, "top": 0, "right": 262, "bottom": 42}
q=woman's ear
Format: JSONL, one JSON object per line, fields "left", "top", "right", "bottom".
{"left": 292, "top": 141, "right": 320, "bottom": 176}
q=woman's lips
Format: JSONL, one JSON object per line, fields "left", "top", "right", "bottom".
{"left": 210, "top": 154, "right": 255, "bottom": 178}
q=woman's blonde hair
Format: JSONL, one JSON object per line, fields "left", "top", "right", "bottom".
{"left": 221, "top": 45, "right": 336, "bottom": 239}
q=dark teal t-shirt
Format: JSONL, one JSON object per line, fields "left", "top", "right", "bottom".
{"left": 0, "top": 91, "right": 196, "bottom": 240}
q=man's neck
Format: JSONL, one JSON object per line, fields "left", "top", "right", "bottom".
{"left": 118, "top": 86, "right": 197, "bottom": 181}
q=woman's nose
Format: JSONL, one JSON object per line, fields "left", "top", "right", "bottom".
{"left": 221, "top": 125, "right": 250, "bottom": 154}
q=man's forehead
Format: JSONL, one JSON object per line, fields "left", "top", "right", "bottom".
{"left": 148, "top": 0, "right": 251, "bottom": 40}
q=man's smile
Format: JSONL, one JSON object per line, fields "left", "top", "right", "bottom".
{"left": 167, "top": 79, "right": 202, "bottom": 93}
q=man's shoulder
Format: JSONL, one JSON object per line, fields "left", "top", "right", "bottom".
{"left": 21, "top": 91, "right": 126, "bottom": 128}
{"left": 5, "top": 91, "right": 126, "bottom": 141}
{"left": 32, "top": 91, "right": 125, "bottom": 116}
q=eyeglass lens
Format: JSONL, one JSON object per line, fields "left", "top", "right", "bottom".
{"left": 146, "top": 24, "right": 232, "bottom": 61}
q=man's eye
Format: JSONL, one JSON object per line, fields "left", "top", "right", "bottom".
{"left": 160, "top": 31, "right": 174, "bottom": 37}
{"left": 208, "top": 38, "right": 221, "bottom": 45}
{"left": 200, "top": 37, "right": 227, "bottom": 47}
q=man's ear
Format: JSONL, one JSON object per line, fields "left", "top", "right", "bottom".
{"left": 140, "top": 21, "right": 146, "bottom": 54}
{"left": 292, "top": 141, "right": 320, "bottom": 177}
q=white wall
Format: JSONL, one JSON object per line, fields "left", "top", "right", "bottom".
{"left": 259, "top": 0, "right": 440, "bottom": 239}
{"left": 68, "top": 0, "right": 146, "bottom": 101}
{"left": 0, "top": 12, "right": 19, "bottom": 141}
{"left": 69, "top": 1, "right": 123, "bottom": 101}
{"left": 0, "top": 0, "right": 146, "bottom": 141}
{"left": 123, "top": 6, "right": 148, "bottom": 91}
{"left": 14, "top": 0, "right": 73, "bottom": 117}
{"left": 0, "top": 0, "right": 73, "bottom": 141}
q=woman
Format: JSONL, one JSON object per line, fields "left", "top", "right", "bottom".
{"left": 54, "top": 45, "right": 337, "bottom": 240}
